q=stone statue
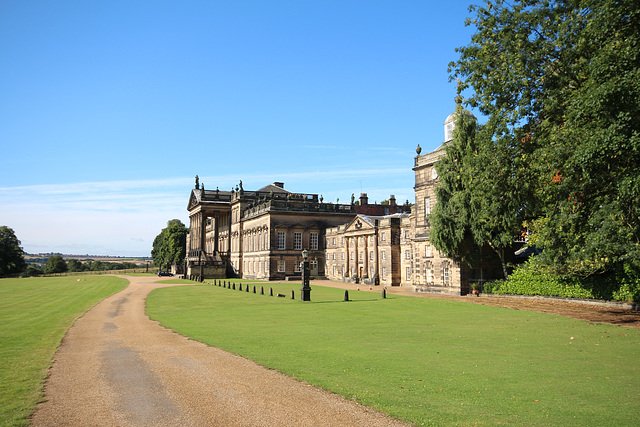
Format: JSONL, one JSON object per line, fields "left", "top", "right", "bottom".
{"left": 195, "top": 175, "right": 200, "bottom": 189}
{"left": 351, "top": 193, "right": 355, "bottom": 205}
{"left": 239, "top": 180, "right": 243, "bottom": 191}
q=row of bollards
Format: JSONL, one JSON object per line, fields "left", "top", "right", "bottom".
{"left": 205, "top": 279, "right": 387, "bottom": 301}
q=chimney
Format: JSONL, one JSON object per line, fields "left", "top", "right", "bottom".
{"left": 359, "top": 193, "right": 369, "bottom": 205}
{"left": 273, "top": 182, "right": 284, "bottom": 189}
{"left": 389, "top": 195, "right": 397, "bottom": 206}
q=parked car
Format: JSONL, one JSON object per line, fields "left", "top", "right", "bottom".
{"left": 157, "top": 271, "right": 173, "bottom": 277}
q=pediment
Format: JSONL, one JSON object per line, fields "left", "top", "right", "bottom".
{"left": 187, "top": 190, "right": 201, "bottom": 211}
{"left": 344, "top": 215, "right": 375, "bottom": 233}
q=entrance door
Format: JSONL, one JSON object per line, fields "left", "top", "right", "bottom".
{"left": 359, "top": 266, "right": 363, "bottom": 278}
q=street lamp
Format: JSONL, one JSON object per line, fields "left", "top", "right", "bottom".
{"left": 300, "top": 249, "right": 311, "bottom": 301}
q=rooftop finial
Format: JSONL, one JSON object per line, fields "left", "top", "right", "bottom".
{"left": 195, "top": 175, "right": 200, "bottom": 189}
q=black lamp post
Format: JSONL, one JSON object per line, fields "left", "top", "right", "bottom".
{"left": 300, "top": 249, "right": 311, "bottom": 301}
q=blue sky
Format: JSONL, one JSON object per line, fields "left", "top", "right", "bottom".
{"left": 1, "top": 1, "right": 477, "bottom": 257}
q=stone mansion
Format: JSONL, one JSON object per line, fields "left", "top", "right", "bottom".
{"left": 185, "top": 112, "right": 504, "bottom": 295}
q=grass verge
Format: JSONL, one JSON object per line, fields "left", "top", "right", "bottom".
{"left": 147, "top": 281, "right": 640, "bottom": 426}
{"left": 0, "top": 275, "right": 128, "bottom": 426}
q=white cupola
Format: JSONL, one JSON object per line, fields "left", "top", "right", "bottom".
{"left": 444, "top": 109, "right": 475, "bottom": 141}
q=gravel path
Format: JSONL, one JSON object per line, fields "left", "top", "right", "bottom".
{"left": 31, "top": 276, "right": 407, "bottom": 426}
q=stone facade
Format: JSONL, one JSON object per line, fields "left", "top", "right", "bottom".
{"left": 185, "top": 110, "right": 507, "bottom": 294}
{"left": 186, "top": 181, "right": 356, "bottom": 281}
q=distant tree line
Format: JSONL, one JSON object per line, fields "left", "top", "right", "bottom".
{"left": 0, "top": 225, "right": 147, "bottom": 277}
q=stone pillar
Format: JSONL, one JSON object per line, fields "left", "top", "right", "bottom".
{"left": 214, "top": 211, "right": 219, "bottom": 253}
{"left": 345, "top": 236, "right": 350, "bottom": 277}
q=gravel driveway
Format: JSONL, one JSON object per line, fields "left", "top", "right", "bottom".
{"left": 31, "top": 276, "right": 406, "bottom": 426}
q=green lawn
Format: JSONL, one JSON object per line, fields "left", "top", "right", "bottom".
{"left": 147, "top": 281, "right": 640, "bottom": 426}
{"left": 0, "top": 276, "right": 128, "bottom": 426}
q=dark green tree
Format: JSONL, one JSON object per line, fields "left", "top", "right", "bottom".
{"left": 0, "top": 226, "right": 27, "bottom": 276}
{"left": 44, "top": 255, "right": 67, "bottom": 274}
{"left": 151, "top": 219, "right": 189, "bottom": 270}
{"left": 66, "top": 258, "right": 85, "bottom": 272}
{"left": 449, "top": 0, "right": 640, "bottom": 279}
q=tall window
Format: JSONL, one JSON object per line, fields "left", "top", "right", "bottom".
{"left": 382, "top": 250, "right": 386, "bottom": 260}
{"left": 425, "top": 244, "right": 432, "bottom": 257}
{"left": 426, "top": 261, "right": 434, "bottom": 284}
{"left": 359, "top": 251, "right": 363, "bottom": 260}
{"left": 370, "top": 251, "right": 374, "bottom": 260}
{"left": 442, "top": 262, "right": 450, "bottom": 285}
{"left": 342, "top": 252, "right": 345, "bottom": 260}
{"left": 264, "top": 232, "right": 269, "bottom": 249}
{"left": 295, "top": 260, "right": 302, "bottom": 273}
{"left": 310, "top": 233, "right": 318, "bottom": 250}
{"left": 406, "top": 266, "right": 411, "bottom": 279}
{"left": 294, "top": 232, "right": 302, "bottom": 250}
{"left": 310, "top": 260, "right": 318, "bottom": 272}
{"left": 425, "top": 197, "right": 431, "bottom": 216}
{"left": 405, "top": 250, "right": 411, "bottom": 260}
{"left": 277, "top": 260, "right": 286, "bottom": 273}
{"left": 278, "top": 232, "right": 286, "bottom": 250}
{"left": 381, "top": 232, "right": 386, "bottom": 241}
{"left": 382, "top": 267, "right": 387, "bottom": 280}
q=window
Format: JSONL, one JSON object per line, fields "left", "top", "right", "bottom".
{"left": 294, "top": 260, "right": 302, "bottom": 273}
{"left": 294, "top": 232, "right": 302, "bottom": 250}
{"left": 406, "top": 266, "right": 411, "bottom": 279}
{"left": 426, "top": 245, "right": 432, "bottom": 257}
{"left": 310, "top": 260, "right": 318, "bottom": 272}
{"left": 443, "top": 262, "right": 450, "bottom": 285}
{"left": 333, "top": 265, "right": 337, "bottom": 275}
{"left": 264, "top": 232, "right": 269, "bottom": 249}
{"left": 350, "top": 252, "right": 354, "bottom": 260}
{"left": 425, "top": 197, "right": 431, "bottom": 216}
{"left": 405, "top": 250, "right": 411, "bottom": 260}
{"left": 405, "top": 230, "right": 410, "bottom": 240}
{"left": 277, "top": 260, "right": 286, "bottom": 273}
{"left": 278, "top": 231, "right": 286, "bottom": 250}
{"left": 381, "top": 232, "right": 386, "bottom": 242}
{"left": 265, "top": 260, "right": 268, "bottom": 273}
{"left": 332, "top": 237, "right": 336, "bottom": 246}
{"left": 342, "top": 237, "right": 345, "bottom": 244}
{"left": 332, "top": 252, "right": 336, "bottom": 260}
{"left": 426, "top": 262, "right": 434, "bottom": 284}
{"left": 342, "top": 252, "right": 345, "bottom": 260}
{"left": 310, "top": 233, "right": 318, "bottom": 250}
{"left": 382, "top": 267, "right": 387, "bottom": 280}
{"left": 370, "top": 266, "right": 374, "bottom": 277}
{"left": 359, "top": 251, "right": 363, "bottom": 260}
{"left": 370, "top": 251, "right": 374, "bottom": 260}
{"left": 382, "top": 250, "right": 386, "bottom": 260}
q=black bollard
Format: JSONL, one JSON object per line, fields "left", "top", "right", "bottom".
{"left": 382, "top": 288, "right": 386, "bottom": 299}
{"left": 344, "top": 290, "right": 349, "bottom": 301}
{"left": 261, "top": 286, "right": 264, "bottom": 295}
{"left": 232, "top": 283, "right": 236, "bottom": 290}
{"left": 239, "top": 284, "right": 243, "bottom": 291}
{"left": 253, "top": 285, "right": 256, "bottom": 293}
{"left": 246, "top": 285, "right": 249, "bottom": 292}
{"left": 269, "top": 288, "right": 273, "bottom": 296}
{"left": 291, "top": 290, "right": 295, "bottom": 299}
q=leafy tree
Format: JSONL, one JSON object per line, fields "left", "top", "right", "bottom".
{"left": 66, "top": 258, "right": 85, "bottom": 272}
{"left": 0, "top": 226, "right": 27, "bottom": 276}
{"left": 22, "top": 265, "right": 43, "bottom": 277}
{"left": 44, "top": 255, "right": 67, "bottom": 274}
{"left": 449, "top": 0, "right": 640, "bottom": 279}
{"left": 151, "top": 219, "right": 189, "bottom": 270}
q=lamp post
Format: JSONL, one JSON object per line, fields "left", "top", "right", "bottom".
{"left": 300, "top": 249, "right": 311, "bottom": 301}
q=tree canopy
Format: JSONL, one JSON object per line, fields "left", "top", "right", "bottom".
{"left": 44, "top": 255, "right": 68, "bottom": 274}
{"left": 151, "top": 219, "right": 189, "bottom": 270}
{"left": 446, "top": 0, "right": 639, "bottom": 280}
{"left": 0, "top": 226, "right": 27, "bottom": 276}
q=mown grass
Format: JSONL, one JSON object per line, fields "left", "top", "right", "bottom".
{"left": 147, "top": 281, "right": 640, "bottom": 426}
{"left": 0, "top": 275, "right": 128, "bottom": 426}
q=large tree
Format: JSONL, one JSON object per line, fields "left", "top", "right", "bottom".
{"left": 151, "top": 219, "right": 189, "bottom": 270}
{"left": 449, "top": 0, "right": 640, "bottom": 278}
{"left": 44, "top": 255, "right": 67, "bottom": 274}
{"left": 0, "top": 226, "right": 27, "bottom": 276}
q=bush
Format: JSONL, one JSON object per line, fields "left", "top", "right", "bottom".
{"left": 484, "top": 257, "right": 640, "bottom": 302}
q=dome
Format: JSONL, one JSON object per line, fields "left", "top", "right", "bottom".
{"left": 444, "top": 109, "right": 475, "bottom": 141}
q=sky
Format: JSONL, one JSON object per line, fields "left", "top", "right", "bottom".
{"left": 0, "top": 0, "right": 479, "bottom": 257}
